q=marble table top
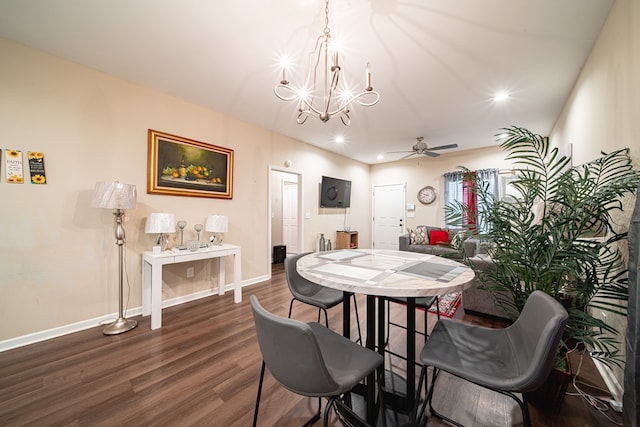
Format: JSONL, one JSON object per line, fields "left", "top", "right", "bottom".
{"left": 296, "top": 249, "right": 475, "bottom": 298}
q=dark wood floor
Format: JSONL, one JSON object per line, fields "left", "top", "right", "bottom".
{"left": 0, "top": 263, "right": 623, "bottom": 426}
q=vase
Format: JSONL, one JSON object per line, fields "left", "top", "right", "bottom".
{"left": 319, "top": 233, "right": 326, "bottom": 251}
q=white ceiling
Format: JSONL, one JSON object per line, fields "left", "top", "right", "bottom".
{"left": 0, "top": 0, "right": 613, "bottom": 164}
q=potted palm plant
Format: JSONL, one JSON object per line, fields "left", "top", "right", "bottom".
{"left": 446, "top": 126, "right": 640, "bottom": 412}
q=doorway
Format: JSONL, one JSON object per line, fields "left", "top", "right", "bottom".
{"left": 269, "top": 167, "right": 303, "bottom": 264}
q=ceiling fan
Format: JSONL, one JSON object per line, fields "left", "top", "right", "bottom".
{"left": 389, "top": 137, "right": 458, "bottom": 158}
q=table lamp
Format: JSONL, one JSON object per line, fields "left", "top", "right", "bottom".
{"left": 206, "top": 215, "right": 228, "bottom": 245}
{"left": 145, "top": 213, "right": 176, "bottom": 251}
{"left": 91, "top": 180, "right": 138, "bottom": 335}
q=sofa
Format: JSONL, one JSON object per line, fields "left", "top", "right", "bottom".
{"left": 399, "top": 226, "right": 510, "bottom": 320}
{"left": 398, "top": 225, "right": 479, "bottom": 258}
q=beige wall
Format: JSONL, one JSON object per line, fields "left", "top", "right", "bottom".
{"left": 0, "top": 38, "right": 371, "bottom": 343}
{"left": 549, "top": 0, "right": 640, "bottom": 394}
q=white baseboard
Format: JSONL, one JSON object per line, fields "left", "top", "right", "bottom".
{"left": 0, "top": 276, "right": 268, "bottom": 353}
{"left": 592, "top": 357, "right": 623, "bottom": 401}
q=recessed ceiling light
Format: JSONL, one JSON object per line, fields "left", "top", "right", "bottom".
{"left": 377, "top": 154, "right": 384, "bottom": 160}
{"left": 493, "top": 91, "right": 510, "bottom": 102}
{"left": 335, "top": 135, "right": 345, "bottom": 143}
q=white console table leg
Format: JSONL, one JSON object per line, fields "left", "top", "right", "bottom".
{"left": 233, "top": 251, "right": 242, "bottom": 303}
{"left": 151, "top": 262, "right": 163, "bottom": 330}
{"left": 218, "top": 257, "right": 225, "bottom": 297}
{"left": 142, "top": 260, "right": 151, "bottom": 316}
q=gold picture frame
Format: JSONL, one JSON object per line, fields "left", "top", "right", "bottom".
{"left": 147, "top": 129, "right": 233, "bottom": 199}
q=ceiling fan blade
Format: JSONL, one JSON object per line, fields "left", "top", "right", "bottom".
{"left": 401, "top": 152, "right": 418, "bottom": 159}
{"left": 387, "top": 150, "right": 414, "bottom": 154}
{"left": 427, "top": 143, "right": 458, "bottom": 151}
{"left": 422, "top": 151, "right": 441, "bottom": 157}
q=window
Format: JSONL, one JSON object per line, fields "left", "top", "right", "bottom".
{"left": 444, "top": 168, "right": 498, "bottom": 232}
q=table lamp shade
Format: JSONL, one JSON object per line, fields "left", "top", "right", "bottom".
{"left": 206, "top": 215, "right": 228, "bottom": 233}
{"left": 145, "top": 213, "right": 176, "bottom": 234}
{"left": 92, "top": 181, "right": 137, "bottom": 210}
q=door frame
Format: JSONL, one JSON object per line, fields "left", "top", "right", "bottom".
{"left": 268, "top": 166, "right": 304, "bottom": 276}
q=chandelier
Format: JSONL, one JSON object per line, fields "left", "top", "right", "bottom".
{"left": 274, "top": 0, "right": 380, "bottom": 125}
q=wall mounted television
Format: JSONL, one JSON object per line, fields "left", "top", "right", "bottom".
{"left": 320, "top": 176, "right": 351, "bottom": 208}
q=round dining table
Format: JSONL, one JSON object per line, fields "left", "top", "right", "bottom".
{"left": 296, "top": 249, "right": 475, "bottom": 423}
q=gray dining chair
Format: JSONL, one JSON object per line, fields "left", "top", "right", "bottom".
{"left": 285, "top": 252, "right": 362, "bottom": 344}
{"left": 413, "top": 290, "right": 568, "bottom": 427}
{"left": 250, "top": 295, "right": 387, "bottom": 427}
{"left": 384, "top": 296, "right": 440, "bottom": 363}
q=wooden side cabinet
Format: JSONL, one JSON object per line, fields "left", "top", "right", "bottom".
{"left": 336, "top": 231, "right": 358, "bottom": 249}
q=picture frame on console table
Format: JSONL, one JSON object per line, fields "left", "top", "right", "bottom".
{"left": 147, "top": 129, "right": 234, "bottom": 199}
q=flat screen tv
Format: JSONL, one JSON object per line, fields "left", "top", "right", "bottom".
{"left": 320, "top": 176, "right": 351, "bottom": 208}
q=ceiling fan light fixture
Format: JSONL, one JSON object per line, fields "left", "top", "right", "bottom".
{"left": 274, "top": 0, "right": 380, "bottom": 125}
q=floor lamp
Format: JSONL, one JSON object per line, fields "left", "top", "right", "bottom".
{"left": 92, "top": 181, "right": 138, "bottom": 335}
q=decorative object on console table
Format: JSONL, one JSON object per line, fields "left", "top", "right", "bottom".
{"left": 194, "top": 223, "right": 203, "bottom": 241}
{"left": 336, "top": 231, "right": 358, "bottom": 249}
{"left": 176, "top": 220, "right": 187, "bottom": 248}
{"left": 91, "top": 180, "right": 138, "bottom": 335}
{"left": 145, "top": 213, "right": 176, "bottom": 252}
{"left": 206, "top": 215, "right": 228, "bottom": 245}
{"left": 187, "top": 240, "right": 201, "bottom": 251}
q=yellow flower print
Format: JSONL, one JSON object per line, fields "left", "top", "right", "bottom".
{"left": 7, "top": 175, "right": 23, "bottom": 183}
{"left": 7, "top": 150, "right": 21, "bottom": 158}
{"left": 32, "top": 174, "right": 46, "bottom": 184}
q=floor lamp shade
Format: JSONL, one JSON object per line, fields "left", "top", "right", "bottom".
{"left": 92, "top": 180, "right": 138, "bottom": 336}
{"left": 91, "top": 181, "right": 137, "bottom": 210}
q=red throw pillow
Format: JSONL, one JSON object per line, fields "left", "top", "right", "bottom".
{"left": 430, "top": 229, "right": 449, "bottom": 246}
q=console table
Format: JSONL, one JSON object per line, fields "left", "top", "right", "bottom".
{"left": 142, "top": 244, "right": 242, "bottom": 330}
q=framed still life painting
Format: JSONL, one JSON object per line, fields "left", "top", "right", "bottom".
{"left": 147, "top": 129, "right": 234, "bottom": 199}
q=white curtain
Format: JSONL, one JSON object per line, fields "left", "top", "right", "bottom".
{"left": 443, "top": 171, "right": 463, "bottom": 227}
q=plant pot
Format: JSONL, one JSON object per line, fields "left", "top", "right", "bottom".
{"left": 525, "top": 356, "right": 572, "bottom": 415}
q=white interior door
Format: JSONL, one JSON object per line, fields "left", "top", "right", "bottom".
{"left": 373, "top": 183, "right": 405, "bottom": 249}
{"left": 282, "top": 179, "right": 299, "bottom": 254}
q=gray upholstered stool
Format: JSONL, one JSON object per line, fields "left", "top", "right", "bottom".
{"left": 413, "top": 290, "right": 568, "bottom": 427}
